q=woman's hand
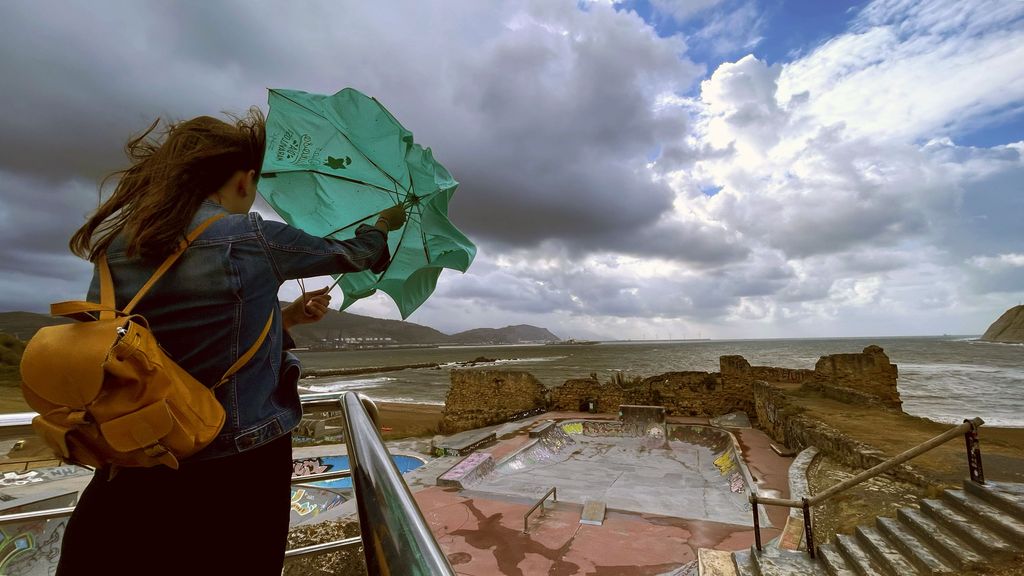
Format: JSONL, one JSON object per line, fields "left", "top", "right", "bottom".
{"left": 282, "top": 286, "right": 332, "bottom": 330}
{"left": 374, "top": 204, "right": 407, "bottom": 233}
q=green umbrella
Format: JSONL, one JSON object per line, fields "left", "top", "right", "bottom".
{"left": 258, "top": 88, "right": 476, "bottom": 319}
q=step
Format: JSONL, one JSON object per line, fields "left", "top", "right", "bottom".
{"left": 876, "top": 516, "right": 955, "bottom": 575}
{"left": 943, "top": 489, "right": 1024, "bottom": 545}
{"left": 898, "top": 508, "right": 984, "bottom": 569}
{"left": 920, "top": 498, "right": 1016, "bottom": 558}
{"left": 732, "top": 548, "right": 757, "bottom": 576}
{"left": 751, "top": 546, "right": 827, "bottom": 576}
{"left": 817, "top": 543, "right": 857, "bottom": 576}
{"left": 698, "top": 548, "right": 739, "bottom": 576}
{"left": 964, "top": 480, "right": 1024, "bottom": 522}
{"left": 855, "top": 525, "right": 919, "bottom": 575}
{"left": 834, "top": 533, "right": 887, "bottom": 576}
{"left": 580, "top": 499, "right": 606, "bottom": 526}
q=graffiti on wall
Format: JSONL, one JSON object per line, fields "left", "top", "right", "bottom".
{"left": 561, "top": 422, "right": 583, "bottom": 436}
{"left": 713, "top": 450, "right": 736, "bottom": 476}
{"left": 0, "top": 491, "right": 77, "bottom": 576}
{"left": 0, "top": 466, "right": 90, "bottom": 487}
{"left": 292, "top": 457, "right": 332, "bottom": 477}
{"left": 290, "top": 487, "right": 344, "bottom": 527}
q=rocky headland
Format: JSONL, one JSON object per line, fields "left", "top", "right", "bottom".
{"left": 981, "top": 304, "right": 1024, "bottom": 343}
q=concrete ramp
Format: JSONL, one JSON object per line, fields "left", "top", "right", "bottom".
{"left": 580, "top": 499, "right": 606, "bottom": 526}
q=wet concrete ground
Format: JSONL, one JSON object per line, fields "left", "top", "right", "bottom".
{"left": 418, "top": 412, "right": 792, "bottom": 575}
{"left": 0, "top": 411, "right": 794, "bottom": 575}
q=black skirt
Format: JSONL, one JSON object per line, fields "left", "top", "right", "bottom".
{"left": 56, "top": 432, "right": 293, "bottom": 576}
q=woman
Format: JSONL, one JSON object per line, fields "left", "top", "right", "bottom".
{"left": 56, "top": 109, "right": 405, "bottom": 575}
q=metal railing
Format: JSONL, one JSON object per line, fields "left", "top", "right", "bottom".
{"left": 0, "top": 392, "right": 454, "bottom": 575}
{"left": 524, "top": 486, "right": 558, "bottom": 534}
{"left": 750, "top": 417, "right": 985, "bottom": 559}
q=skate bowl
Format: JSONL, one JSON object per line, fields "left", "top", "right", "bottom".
{"left": 464, "top": 419, "right": 765, "bottom": 526}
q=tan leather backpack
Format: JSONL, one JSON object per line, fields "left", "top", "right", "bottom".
{"left": 19, "top": 214, "right": 272, "bottom": 469}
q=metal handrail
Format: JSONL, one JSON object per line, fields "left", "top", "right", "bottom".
{"left": 340, "top": 392, "right": 455, "bottom": 575}
{"left": 750, "top": 417, "right": 985, "bottom": 559}
{"left": 284, "top": 536, "right": 362, "bottom": 560}
{"left": 524, "top": 486, "right": 558, "bottom": 533}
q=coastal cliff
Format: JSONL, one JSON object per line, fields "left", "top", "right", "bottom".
{"left": 981, "top": 305, "right": 1024, "bottom": 343}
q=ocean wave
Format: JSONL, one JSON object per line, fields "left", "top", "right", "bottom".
{"left": 300, "top": 376, "right": 396, "bottom": 393}
{"left": 367, "top": 396, "right": 445, "bottom": 406}
{"left": 437, "top": 356, "right": 568, "bottom": 369}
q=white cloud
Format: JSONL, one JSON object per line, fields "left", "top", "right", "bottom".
{"left": 969, "top": 254, "right": 1024, "bottom": 271}
{"left": 0, "top": 0, "right": 1021, "bottom": 340}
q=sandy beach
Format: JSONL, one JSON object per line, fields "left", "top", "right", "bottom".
{"left": 374, "top": 401, "right": 443, "bottom": 440}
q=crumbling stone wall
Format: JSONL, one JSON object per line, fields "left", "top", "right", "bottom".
{"left": 721, "top": 355, "right": 815, "bottom": 388}
{"left": 548, "top": 377, "right": 626, "bottom": 412}
{"left": 811, "top": 345, "right": 901, "bottom": 410}
{"left": 752, "top": 381, "right": 928, "bottom": 487}
{"left": 548, "top": 371, "right": 752, "bottom": 418}
{"left": 439, "top": 370, "right": 548, "bottom": 434}
{"left": 641, "top": 372, "right": 752, "bottom": 417}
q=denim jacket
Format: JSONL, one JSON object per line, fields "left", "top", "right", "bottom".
{"left": 88, "top": 200, "right": 389, "bottom": 461}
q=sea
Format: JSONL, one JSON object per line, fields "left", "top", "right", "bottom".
{"left": 295, "top": 336, "right": 1024, "bottom": 428}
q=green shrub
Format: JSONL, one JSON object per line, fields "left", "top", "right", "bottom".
{"left": 0, "top": 333, "right": 26, "bottom": 386}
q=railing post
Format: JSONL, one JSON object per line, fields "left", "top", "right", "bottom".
{"left": 751, "top": 494, "right": 761, "bottom": 551}
{"left": 802, "top": 497, "right": 815, "bottom": 560}
{"left": 964, "top": 418, "right": 986, "bottom": 485}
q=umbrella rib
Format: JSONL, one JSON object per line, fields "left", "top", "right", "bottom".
{"left": 378, "top": 211, "right": 417, "bottom": 281}
{"left": 321, "top": 180, "right": 407, "bottom": 238}
{"left": 271, "top": 90, "right": 411, "bottom": 195}
{"left": 410, "top": 203, "right": 431, "bottom": 264}
{"left": 265, "top": 167, "right": 400, "bottom": 196}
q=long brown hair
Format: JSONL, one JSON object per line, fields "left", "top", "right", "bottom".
{"left": 70, "top": 108, "right": 266, "bottom": 262}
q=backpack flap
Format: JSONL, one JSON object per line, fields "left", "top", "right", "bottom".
{"left": 100, "top": 400, "right": 179, "bottom": 469}
{"left": 20, "top": 317, "right": 118, "bottom": 409}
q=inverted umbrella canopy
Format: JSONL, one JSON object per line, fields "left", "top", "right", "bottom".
{"left": 259, "top": 88, "right": 476, "bottom": 318}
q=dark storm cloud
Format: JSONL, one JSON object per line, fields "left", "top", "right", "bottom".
{"left": 0, "top": 1, "right": 724, "bottom": 316}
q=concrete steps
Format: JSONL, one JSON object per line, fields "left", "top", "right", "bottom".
{"left": 706, "top": 480, "right": 1024, "bottom": 576}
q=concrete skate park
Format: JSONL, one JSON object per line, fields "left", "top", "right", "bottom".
{"left": 0, "top": 405, "right": 791, "bottom": 575}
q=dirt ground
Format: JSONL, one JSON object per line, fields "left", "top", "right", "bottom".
{"left": 785, "top": 387, "right": 1024, "bottom": 487}
{"left": 786, "top": 387, "right": 1024, "bottom": 575}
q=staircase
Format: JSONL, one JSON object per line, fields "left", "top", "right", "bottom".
{"left": 727, "top": 479, "right": 1024, "bottom": 575}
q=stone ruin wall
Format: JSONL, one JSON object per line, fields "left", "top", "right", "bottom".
{"left": 439, "top": 369, "right": 547, "bottom": 434}
{"left": 548, "top": 371, "right": 749, "bottom": 417}
{"left": 752, "top": 380, "right": 928, "bottom": 487}
{"left": 440, "top": 346, "right": 903, "bottom": 434}
{"left": 811, "top": 345, "right": 901, "bottom": 410}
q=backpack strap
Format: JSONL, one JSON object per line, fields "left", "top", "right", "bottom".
{"left": 212, "top": 311, "right": 275, "bottom": 389}
{"left": 122, "top": 213, "right": 228, "bottom": 315}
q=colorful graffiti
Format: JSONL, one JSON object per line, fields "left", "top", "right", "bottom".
{"left": 0, "top": 466, "right": 90, "bottom": 487}
{"left": 713, "top": 450, "right": 737, "bottom": 476}
{"left": 729, "top": 472, "right": 744, "bottom": 493}
{"left": 561, "top": 422, "right": 583, "bottom": 435}
{"left": 0, "top": 492, "right": 76, "bottom": 576}
{"left": 439, "top": 453, "right": 492, "bottom": 483}
{"left": 289, "top": 487, "right": 344, "bottom": 527}
{"left": 292, "top": 457, "right": 332, "bottom": 477}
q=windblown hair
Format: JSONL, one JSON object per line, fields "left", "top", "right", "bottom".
{"left": 70, "top": 108, "right": 266, "bottom": 262}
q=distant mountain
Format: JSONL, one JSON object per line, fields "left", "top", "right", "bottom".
{"left": 287, "top": 309, "right": 449, "bottom": 345}
{"left": 980, "top": 305, "right": 1024, "bottom": 343}
{"left": 0, "top": 312, "right": 72, "bottom": 341}
{"left": 0, "top": 310, "right": 559, "bottom": 347}
{"left": 449, "top": 324, "right": 559, "bottom": 344}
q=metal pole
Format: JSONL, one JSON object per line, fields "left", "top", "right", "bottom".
{"left": 964, "top": 419, "right": 986, "bottom": 484}
{"left": 342, "top": 393, "right": 454, "bottom": 575}
{"left": 751, "top": 494, "right": 762, "bottom": 551}
{"left": 803, "top": 498, "right": 815, "bottom": 560}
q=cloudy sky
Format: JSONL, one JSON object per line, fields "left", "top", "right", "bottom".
{"left": 1, "top": 0, "right": 1022, "bottom": 340}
